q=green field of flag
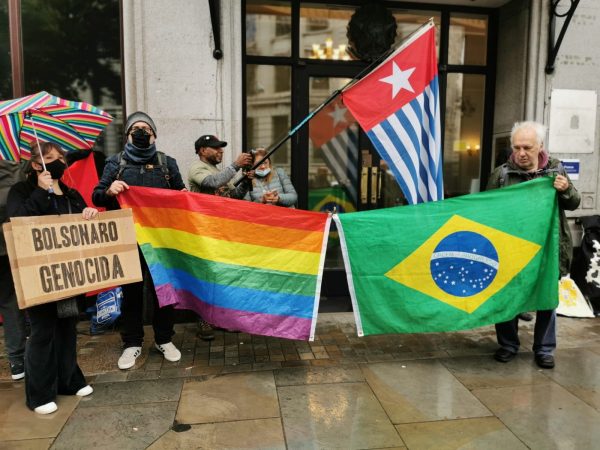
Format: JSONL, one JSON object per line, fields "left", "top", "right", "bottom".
{"left": 334, "top": 177, "right": 559, "bottom": 336}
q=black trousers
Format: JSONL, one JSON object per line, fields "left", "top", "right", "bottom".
{"left": 120, "top": 250, "right": 174, "bottom": 348}
{"left": 25, "top": 302, "right": 86, "bottom": 410}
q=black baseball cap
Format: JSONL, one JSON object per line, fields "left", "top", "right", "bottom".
{"left": 195, "top": 135, "right": 227, "bottom": 152}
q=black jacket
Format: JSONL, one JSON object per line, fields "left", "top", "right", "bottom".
{"left": 7, "top": 176, "right": 87, "bottom": 218}
{"left": 92, "top": 150, "right": 185, "bottom": 209}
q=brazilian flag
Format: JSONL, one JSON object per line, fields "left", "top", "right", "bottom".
{"left": 334, "top": 177, "right": 559, "bottom": 336}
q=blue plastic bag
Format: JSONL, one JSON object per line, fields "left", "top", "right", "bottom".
{"left": 90, "top": 287, "right": 123, "bottom": 334}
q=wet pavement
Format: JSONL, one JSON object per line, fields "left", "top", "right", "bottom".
{"left": 1, "top": 312, "right": 600, "bottom": 449}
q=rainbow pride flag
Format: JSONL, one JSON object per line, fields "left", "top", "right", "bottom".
{"left": 119, "top": 186, "right": 331, "bottom": 341}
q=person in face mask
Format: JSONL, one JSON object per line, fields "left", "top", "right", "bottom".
{"left": 92, "top": 111, "right": 186, "bottom": 371}
{"left": 6, "top": 141, "right": 98, "bottom": 414}
{"left": 244, "top": 147, "right": 297, "bottom": 207}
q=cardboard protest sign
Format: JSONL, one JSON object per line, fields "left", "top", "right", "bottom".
{"left": 3, "top": 209, "right": 142, "bottom": 309}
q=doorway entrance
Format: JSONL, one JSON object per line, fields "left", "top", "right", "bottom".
{"left": 298, "top": 68, "right": 400, "bottom": 309}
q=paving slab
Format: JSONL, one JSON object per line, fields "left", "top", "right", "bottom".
{"left": 279, "top": 382, "right": 403, "bottom": 449}
{"left": 440, "top": 354, "right": 552, "bottom": 389}
{"left": 78, "top": 379, "right": 183, "bottom": 408}
{"left": 361, "top": 360, "right": 491, "bottom": 424}
{"left": 176, "top": 371, "right": 279, "bottom": 424}
{"left": 148, "top": 418, "right": 286, "bottom": 450}
{"left": 0, "top": 438, "right": 53, "bottom": 450}
{"left": 51, "top": 402, "right": 177, "bottom": 450}
{"left": 540, "top": 347, "right": 600, "bottom": 410}
{"left": 472, "top": 382, "right": 600, "bottom": 448}
{"left": 273, "top": 365, "right": 363, "bottom": 386}
{"left": 0, "top": 384, "right": 80, "bottom": 441}
{"left": 396, "top": 417, "right": 527, "bottom": 450}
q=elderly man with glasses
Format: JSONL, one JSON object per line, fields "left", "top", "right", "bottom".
{"left": 486, "top": 120, "right": 580, "bottom": 369}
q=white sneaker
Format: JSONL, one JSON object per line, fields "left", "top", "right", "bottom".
{"left": 76, "top": 385, "right": 93, "bottom": 397}
{"left": 155, "top": 342, "right": 181, "bottom": 362}
{"left": 118, "top": 346, "right": 142, "bottom": 370}
{"left": 34, "top": 402, "right": 57, "bottom": 415}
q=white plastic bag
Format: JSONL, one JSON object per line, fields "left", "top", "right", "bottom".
{"left": 558, "top": 275, "right": 595, "bottom": 318}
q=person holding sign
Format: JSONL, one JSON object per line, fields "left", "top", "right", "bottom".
{"left": 92, "top": 112, "right": 185, "bottom": 370}
{"left": 7, "top": 141, "right": 97, "bottom": 415}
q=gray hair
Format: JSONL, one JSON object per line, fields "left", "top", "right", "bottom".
{"left": 510, "top": 121, "right": 546, "bottom": 147}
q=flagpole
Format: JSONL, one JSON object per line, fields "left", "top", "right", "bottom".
{"left": 235, "top": 19, "right": 434, "bottom": 187}
{"left": 26, "top": 110, "right": 54, "bottom": 194}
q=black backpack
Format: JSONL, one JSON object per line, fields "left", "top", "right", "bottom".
{"left": 115, "top": 151, "right": 171, "bottom": 188}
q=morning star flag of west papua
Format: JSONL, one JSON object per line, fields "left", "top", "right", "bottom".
{"left": 309, "top": 97, "right": 359, "bottom": 205}
{"left": 341, "top": 21, "right": 442, "bottom": 204}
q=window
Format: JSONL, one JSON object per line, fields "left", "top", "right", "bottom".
{"left": 246, "top": 1, "right": 292, "bottom": 57}
{"left": 246, "top": 65, "right": 291, "bottom": 166}
{"left": 444, "top": 74, "right": 486, "bottom": 196}
{"left": 449, "top": 13, "right": 488, "bottom": 66}
{"left": 300, "top": 4, "right": 355, "bottom": 60}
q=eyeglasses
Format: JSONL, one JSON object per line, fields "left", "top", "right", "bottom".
{"left": 131, "top": 126, "right": 153, "bottom": 135}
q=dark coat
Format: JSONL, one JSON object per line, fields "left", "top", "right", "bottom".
{"left": 92, "top": 150, "right": 185, "bottom": 209}
{"left": 487, "top": 156, "right": 580, "bottom": 276}
{"left": 7, "top": 176, "right": 87, "bottom": 218}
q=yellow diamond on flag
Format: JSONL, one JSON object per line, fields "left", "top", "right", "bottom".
{"left": 385, "top": 215, "right": 541, "bottom": 313}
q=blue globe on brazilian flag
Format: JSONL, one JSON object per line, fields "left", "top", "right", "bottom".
{"left": 335, "top": 178, "right": 559, "bottom": 336}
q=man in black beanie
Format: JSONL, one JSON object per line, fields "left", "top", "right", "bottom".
{"left": 92, "top": 111, "right": 186, "bottom": 370}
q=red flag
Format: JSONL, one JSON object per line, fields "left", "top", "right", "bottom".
{"left": 63, "top": 152, "right": 104, "bottom": 211}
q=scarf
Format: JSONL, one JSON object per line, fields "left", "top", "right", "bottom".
{"left": 124, "top": 142, "right": 157, "bottom": 164}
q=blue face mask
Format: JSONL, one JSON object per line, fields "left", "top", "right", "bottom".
{"left": 255, "top": 168, "right": 271, "bottom": 178}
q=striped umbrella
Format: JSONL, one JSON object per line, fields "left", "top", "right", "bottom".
{"left": 0, "top": 91, "right": 113, "bottom": 161}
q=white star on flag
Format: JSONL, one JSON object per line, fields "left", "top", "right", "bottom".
{"left": 379, "top": 62, "right": 416, "bottom": 98}
{"left": 328, "top": 104, "right": 348, "bottom": 127}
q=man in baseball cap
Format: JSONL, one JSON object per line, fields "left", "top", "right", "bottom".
{"left": 188, "top": 134, "right": 253, "bottom": 198}
{"left": 188, "top": 134, "right": 254, "bottom": 340}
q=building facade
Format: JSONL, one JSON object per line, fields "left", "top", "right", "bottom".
{"left": 2, "top": 0, "right": 596, "bottom": 300}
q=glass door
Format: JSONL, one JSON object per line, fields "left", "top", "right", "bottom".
{"left": 303, "top": 74, "right": 403, "bottom": 309}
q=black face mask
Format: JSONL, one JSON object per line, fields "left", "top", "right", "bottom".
{"left": 44, "top": 159, "right": 67, "bottom": 180}
{"left": 131, "top": 128, "right": 152, "bottom": 149}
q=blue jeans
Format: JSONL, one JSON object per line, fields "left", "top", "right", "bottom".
{"left": 0, "top": 255, "right": 27, "bottom": 366}
{"left": 495, "top": 309, "right": 556, "bottom": 356}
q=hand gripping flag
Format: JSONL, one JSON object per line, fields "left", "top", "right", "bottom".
{"left": 334, "top": 178, "right": 559, "bottom": 336}
{"left": 342, "top": 21, "right": 442, "bottom": 204}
